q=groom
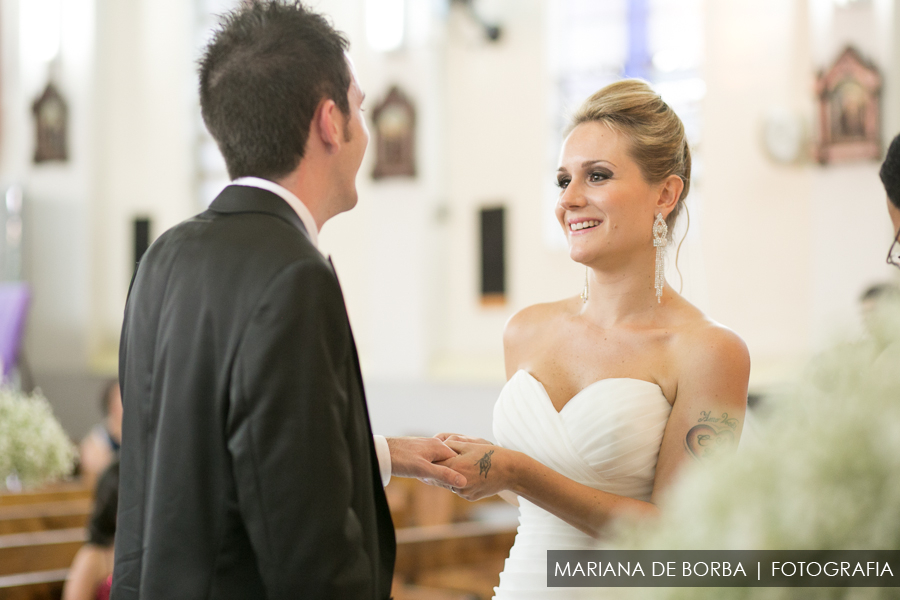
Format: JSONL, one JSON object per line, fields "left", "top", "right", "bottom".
{"left": 112, "top": 2, "right": 465, "bottom": 599}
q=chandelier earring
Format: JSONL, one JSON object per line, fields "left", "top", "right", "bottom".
{"left": 653, "top": 213, "right": 668, "bottom": 303}
{"left": 580, "top": 266, "right": 589, "bottom": 303}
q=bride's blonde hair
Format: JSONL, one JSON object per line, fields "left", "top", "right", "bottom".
{"left": 568, "top": 79, "right": 691, "bottom": 238}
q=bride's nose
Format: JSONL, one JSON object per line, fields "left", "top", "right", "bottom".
{"left": 558, "top": 180, "right": 587, "bottom": 210}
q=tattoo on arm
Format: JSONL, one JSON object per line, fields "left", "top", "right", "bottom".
{"left": 477, "top": 450, "right": 495, "bottom": 478}
{"left": 685, "top": 412, "right": 739, "bottom": 461}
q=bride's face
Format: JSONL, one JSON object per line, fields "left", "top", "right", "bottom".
{"left": 555, "top": 122, "right": 660, "bottom": 266}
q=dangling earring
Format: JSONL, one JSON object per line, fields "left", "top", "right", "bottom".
{"left": 580, "top": 266, "right": 589, "bottom": 303}
{"left": 653, "top": 213, "right": 668, "bottom": 303}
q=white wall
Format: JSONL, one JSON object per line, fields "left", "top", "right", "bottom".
{"left": 318, "top": 0, "right": 447, "bottom": 381}
{"left": 4, "top": 0, "right": 899, "bottom": 408}
{"left": 1, "top": 0, "right": 95, "bottom": 373}
{"left": 331, "top": 0, "right": 900, "bottom": 390}
{"left": 700, "top": 0, "right": 816, "bottom": 384}
{"left": 90, "top": 0, "right": 196, "bottom": 369}
{"left": 324, "top": 0, "right": 583, "bottom": 384}
{"left": 807, "top": 0, "right": 900, "bottom": 351}
{"left": 0, "top": 0, "right": 197, "bottom": 377}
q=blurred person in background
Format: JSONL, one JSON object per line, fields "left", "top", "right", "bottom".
{"left": 881, "top": 132, "right": 900, "bottom": 266}
{"left": 63, "top": 461, "right": 119, "bottom": 600}
{"left": 859, "top": 282, "right": 900, "bottom": 350}
{"left": 79, "top": 380, "right": 121, "bottom": 487}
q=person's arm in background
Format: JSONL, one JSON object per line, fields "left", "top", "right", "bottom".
{"left": 62, "top": 545, "right": 113, "bottom": 600}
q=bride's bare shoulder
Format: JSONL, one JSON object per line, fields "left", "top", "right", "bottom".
{"left": 503, "top": 299, "right": 573, "bottom": 349}
{"left": 503, "top": 300, "right": 573, "bottom": 378}
{"left": 674, "top": 306, "right": 750, "bottom": 379}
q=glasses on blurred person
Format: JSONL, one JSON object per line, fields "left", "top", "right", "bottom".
{"left": 888, "top": 228, "right": 900, "bottom": 269}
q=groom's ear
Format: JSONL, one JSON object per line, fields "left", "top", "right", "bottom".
{"left": 312, "top": 98, "right": 342, "bottom": 154}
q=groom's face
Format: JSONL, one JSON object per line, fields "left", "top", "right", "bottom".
{"left": 888, "top": 197, "right": 900, "bottom": 239}
{"left": 334, "top": 57, "right": 369, "bottom": 214}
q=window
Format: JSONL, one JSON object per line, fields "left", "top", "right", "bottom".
{"left": 545, "top": 0, "right": 704, "bottom": 248}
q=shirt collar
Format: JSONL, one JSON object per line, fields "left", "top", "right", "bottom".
{"left": 230, "top": 177, "right": 320, "bottom": 250}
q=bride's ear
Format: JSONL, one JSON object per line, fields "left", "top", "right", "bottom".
{"left": 655, "top": 174, "right": 684, "bottom": 216}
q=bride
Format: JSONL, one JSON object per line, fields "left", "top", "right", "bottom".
{"left": 435, "top": 79, "right": 750, "bottom": 598}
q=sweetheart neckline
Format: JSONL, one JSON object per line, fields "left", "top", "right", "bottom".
{"left": 515, "top": 369, "right": 669, "bottom": 415}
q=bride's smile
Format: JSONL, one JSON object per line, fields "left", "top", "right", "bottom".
{"left": 567, "top": 218, "right": 602, "bottom": 233}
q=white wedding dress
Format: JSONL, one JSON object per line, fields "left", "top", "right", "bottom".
{"left": 492, "top": 370, "right": 672, "bottom": 599}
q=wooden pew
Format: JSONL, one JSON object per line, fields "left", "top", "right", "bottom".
{"left": 0, "top": 482, "right": 93, "bottom": 600}
{"left": 0, "top": 484, "right": 91, "bottom": 508}
{"left": 394, "top": 521, "right": 515, "bottom": 599}
{"left": 0, "top": 528, "right": 85, "bottom": 600}
{"left": 0, "top": 528, "right": 86, "bottom": 577}
{"left": 388, "top": 478, "right": 517, "bottom": 599}
{"left": 0, "top": 479, "right": 517, "bottom": 600}
{"left": 0, "top": 569, "right": 69, "bottom": 600}
{"left": 392, "top": 581, "right": 480, "bottom": 600}
{"left": 0, "top": 500, "right": 92, "bottom": 535}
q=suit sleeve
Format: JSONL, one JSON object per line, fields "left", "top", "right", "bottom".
{"left": 227, "top": 258, "right": 373, "bottom": 599}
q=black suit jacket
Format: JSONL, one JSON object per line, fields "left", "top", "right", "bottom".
{"left": 112, "top": 185, "right": 395, "bottom": 600}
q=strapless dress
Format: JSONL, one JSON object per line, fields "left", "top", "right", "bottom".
{"left": 492, "top": 369, "right": 672, "bottom": 599}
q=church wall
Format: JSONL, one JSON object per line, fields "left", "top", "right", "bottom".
{"left": 2, "top": 0, "right": 900, "bottom": 439}
{"left": 700, "top": 0, "right": 816, "bottom": 386}
{"left": 89, "top": 0, "right": 197, "bottom": 370}
{"left": 1, "top": 0, "right": 95, "bottom": 374}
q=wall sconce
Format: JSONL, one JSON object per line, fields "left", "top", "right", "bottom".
{"left": 450, "top": 0, "right": 502, "bottom": 42}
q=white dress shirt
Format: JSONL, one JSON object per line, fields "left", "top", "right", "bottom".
{"left": 230, "top": 177, "right": 392, "bottom": 486}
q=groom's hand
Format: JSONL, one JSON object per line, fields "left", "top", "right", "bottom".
{"left": 386, "top": 436, "right": 467, "bottom": 488}
{"left": 434, "top": 432, "right": 493, "bottom": 446}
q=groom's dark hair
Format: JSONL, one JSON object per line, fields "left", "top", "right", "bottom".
{"left": 199, "top": 0, "right": 351, "bottom": 181}
{"left": 880, "top": 133, "right": 900, "bottom": 209}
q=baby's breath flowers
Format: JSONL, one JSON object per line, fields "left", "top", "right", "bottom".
{"left": 0, "top": 388, "right": 76, "bottom": 489}
{"left": 616, "top": 311, "right": 900, "bottom": 600}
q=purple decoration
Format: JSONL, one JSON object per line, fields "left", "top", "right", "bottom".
{"left": 0, "top": 283, "right": 30, "bottom": 381}
{"left": 624, "top": 0, "right": 651, "bottom": 80}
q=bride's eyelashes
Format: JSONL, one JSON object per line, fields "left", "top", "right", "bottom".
{"left": 555, "top": 170, "right": 613, "bottom": 191}
{"left": 588, "top": 169, "right": 612, "bottom": 183}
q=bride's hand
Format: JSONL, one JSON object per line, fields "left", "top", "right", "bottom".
{"left": 434, "top": 433, "right": 494, "bottom": 446}
{"left": 435, "top": 440, "right": 514, "bottom": 501}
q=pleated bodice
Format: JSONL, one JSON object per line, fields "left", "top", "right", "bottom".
{"left": 492, "top": 370, "right": 672, "bottom": 599}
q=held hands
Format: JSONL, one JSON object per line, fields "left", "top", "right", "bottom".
{"left": 434, "top": 432, "right": 494, "bottom": 446}
{"left": 386, "top": 436, "right": 467, "bottom": 488}
{"left": 434, "top": 439, "right": 514, "bottom": 502}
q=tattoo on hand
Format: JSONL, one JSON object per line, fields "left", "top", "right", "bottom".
{"left": 685, "top": 412, "right": 738, "bottom": 461}
{"left": 477, "top": 450, "right": 494, "bottom": 478}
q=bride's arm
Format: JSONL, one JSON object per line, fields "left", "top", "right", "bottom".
{"left": 442, "top": 324, "right": 750, "bottom": 537}
{"left": 649, "top": 325, "right": 750, "bottom": 502}
{"left": 441, "top": 441, "right": 654, "bottom": 536}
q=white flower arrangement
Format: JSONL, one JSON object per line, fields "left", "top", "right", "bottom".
{"left": 616, "top": 312, "right": 900, "bottom": 600}
{"left": 0, "top": 388, "right": 76, "bottom": 489}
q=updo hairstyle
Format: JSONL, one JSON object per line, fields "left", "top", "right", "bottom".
{"left": 568, "top": 79, "right": 691, "bottom": 239}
